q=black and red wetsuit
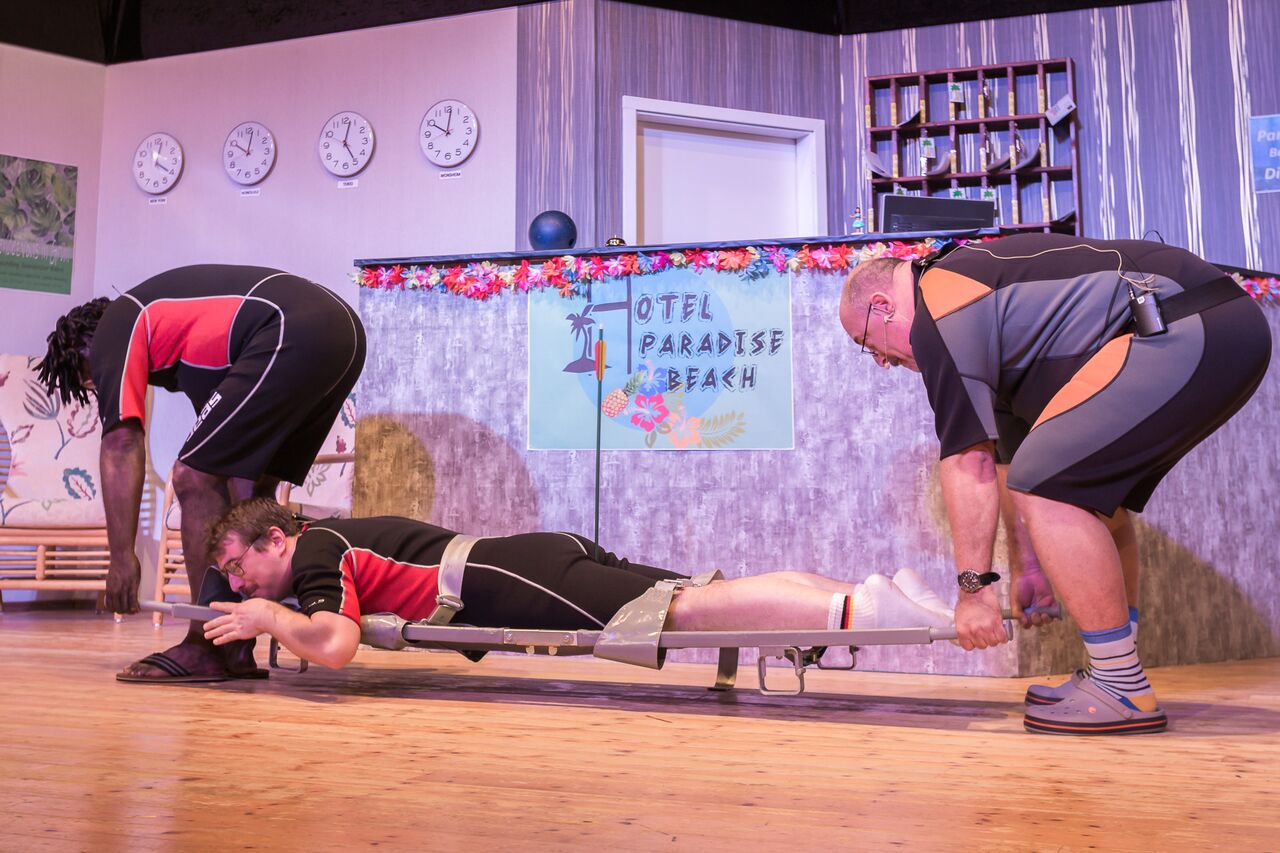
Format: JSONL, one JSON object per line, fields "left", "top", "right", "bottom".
{"left": 910, "top": 234, "right": 1271, "bottom": 514}
{"left": 90, "top": 265, "right": 365, "bottom": 483}
{"left": 290, "top": 517, "right": 685, "bottom": 629}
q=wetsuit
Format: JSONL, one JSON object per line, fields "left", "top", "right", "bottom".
{"left": 290, "top": 517, "right": 685, "bottom": 629}
{"left": 910, "top": 233, "right": 1271, "bottom": 514}
{"left": 90, "top": 265, "right": 366, "bottom": 483}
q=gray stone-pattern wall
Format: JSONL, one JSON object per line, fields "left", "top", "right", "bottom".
{"left": 356, "top": 279, "right": 1279, "bottom": 676}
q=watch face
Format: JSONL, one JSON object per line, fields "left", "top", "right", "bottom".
{"left": 419, "top": 99, "right": 478, "bottom": 167}
{"left": 223, "top": 121, "right": 276, "bottom": 185}
{"left": 133, "top": 132, "right": 184, "bottom": 194}
{"left": 957, "top": 570, "right": 981, "bottom": 593}
{"left": 318, "top": 111, "right": 375, "bottom": 177}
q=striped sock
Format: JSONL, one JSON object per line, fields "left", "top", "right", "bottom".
{"left": 1080, "top": 623, "right": 1158, "bottom": 712}
{"left": 827, "top": 593, "right": 849, "bottom": 629}
{"left": 826, "top": 588, "right": 876, "bottom": 630}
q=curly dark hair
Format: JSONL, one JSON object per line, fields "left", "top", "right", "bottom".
{"left": 36, "top": 297, "right": 111, "bottom": 405}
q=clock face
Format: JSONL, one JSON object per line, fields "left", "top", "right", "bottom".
{"left": 133, "top": 132, "right": 184, "bottom": 194}
{"left": 419, "top": 100, "right": 478, "bottom": 167}
{"left": 318, "top": 111, "right": 375, "bottom": 177}
{"left": 223, "top": 121, "right": 276, "bottom": 185}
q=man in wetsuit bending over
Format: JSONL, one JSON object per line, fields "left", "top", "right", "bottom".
{"left": 839, "top": 234, "right": 1270, "bottom": 734}
{"left": 38, "top": 265, "right": 366, "bottom": 683}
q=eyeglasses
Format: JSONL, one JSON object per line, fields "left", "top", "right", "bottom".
{"left": 859, "top": 303, "right": 875, "bottom": 355}
{"left": 217, "top": 536, "right": 261, "bottom": 578}
{"left": 859, "top": 303, "right": 895, "bottom": 368}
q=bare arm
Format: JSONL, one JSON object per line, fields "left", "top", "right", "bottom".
{"left": 100, "top": 420, "right": 146, "bottom": 613}
{"left": 938, "top": 441, "right": 1006, "bottom": 649}
{"left": 205, "top": 599, "right": 361, "bottom": 669}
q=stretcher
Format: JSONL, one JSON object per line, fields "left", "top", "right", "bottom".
{"left": 139, "top": 597, "right": 1033, "bottom": 696}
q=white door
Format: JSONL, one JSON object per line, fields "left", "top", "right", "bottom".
{"left": 623, "top": 97, "right": 827, "bottom": 246}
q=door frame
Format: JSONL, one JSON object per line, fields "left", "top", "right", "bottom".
{"left": 621, "top": 96, "right": 828, "bottom": 245}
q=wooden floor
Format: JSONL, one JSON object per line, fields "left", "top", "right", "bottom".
{"left": 2, "top": 613, "right": 1278, "bottom": 852}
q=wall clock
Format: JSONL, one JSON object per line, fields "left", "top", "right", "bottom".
{"left": 133, "top": 131, "right": 184, "bottom": 194}
{"left": 318, "top": 111, "right": 375, "bottom": 177}
{"left": 419, "top": 99, "right": 478, "bottom": 167}
{"left": 223, "top": 121, "right": 276, "bottom": 185}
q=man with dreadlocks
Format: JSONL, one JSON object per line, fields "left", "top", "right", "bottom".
{"left": 38, "top": 265, "right": 366, "bottom": 683}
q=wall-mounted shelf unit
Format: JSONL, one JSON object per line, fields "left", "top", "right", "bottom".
{"left": 863, "top": 59, "right": 1081, "bottom": 235}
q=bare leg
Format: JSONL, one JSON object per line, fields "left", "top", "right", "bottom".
{"left": 997, "top": 465, "right": 1043, "bottom": 577}
{"left": 229, "top": 474, "right": 280, "bottom": 502}
{"left": 1011, "top": 491, "right": 1128, "bottom": 632}
{"left": 120, "top": 463, "right": 257, "bottom": 678}
{"left": 758, "top": 571, "right": 857, "bottom": 594}
{"left": 667, "top": 574, "right": 952, "bottom": 631}
{"left": 1101, "top": 507, "right": 1140, "bottom": 610}
{"left": 997, "top": 465, "right": 1058, "bottom": 628}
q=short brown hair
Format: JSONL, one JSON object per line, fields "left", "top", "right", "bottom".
{"left": 840, "top": 258, "right": 904, "bottom": 316}
{"left": 208, "top": 497, "right": 300, "bottom": 557}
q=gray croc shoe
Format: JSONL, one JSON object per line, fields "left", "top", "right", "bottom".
{"left": 1024, "top": 676, "right": 1167, "bottom": 735}
{"left": 1024, "top": 668, "right": 1087, "bottom": 705}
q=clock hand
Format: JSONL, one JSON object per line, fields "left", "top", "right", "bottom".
{"left": 342, "top": 122, "right": 352, "bottom": 145}
{"left": 427, "top": 120, "right": 448, "bottom": 134}
{"left": 342, "top": 140, "right": 356, "bottom": 160}
{"left": 245, "top": 129, "right": 254, "bottom": 155}
{"left": 445, "top": 108, "right": 453, "bottom": 135}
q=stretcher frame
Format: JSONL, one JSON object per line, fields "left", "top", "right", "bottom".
{"left": 141, "top": 600, "right": 1006, "bottom": 696}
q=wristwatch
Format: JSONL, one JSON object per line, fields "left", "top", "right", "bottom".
{"left": 956, "top": 570, "right": 1001, "bottom": 594}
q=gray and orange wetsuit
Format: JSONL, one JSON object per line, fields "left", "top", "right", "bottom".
{"left": 910, "top": 233, "right": 1271, "bottom": 514}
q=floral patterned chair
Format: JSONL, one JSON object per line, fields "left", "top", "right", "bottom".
{"left": 0, "top": 354, "right": 110, "bottom": 605}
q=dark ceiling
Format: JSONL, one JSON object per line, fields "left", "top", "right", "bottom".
{"left": 7, "top": 0, "right": 1145, "bottom": 65}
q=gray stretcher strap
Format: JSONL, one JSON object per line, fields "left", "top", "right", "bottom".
{"left": 429, "top": 534, "right": 486, "bottom": 625}
{"left": 593, "top": 569, "right": 723, "bottom": 669}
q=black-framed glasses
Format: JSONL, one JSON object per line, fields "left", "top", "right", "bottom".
{"left": 217, "top": 536, "right": 261, "bottom": 578}
{"left": 859, "top": 303, "right": 875, "bottom": 355}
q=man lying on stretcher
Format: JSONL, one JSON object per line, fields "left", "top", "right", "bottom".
{"left": 201, "top": 498, "right": 954, "bottom": 669}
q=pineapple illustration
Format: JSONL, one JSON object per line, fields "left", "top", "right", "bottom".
{"left": 601, "top": 371, "right": 644, "bottom": 418}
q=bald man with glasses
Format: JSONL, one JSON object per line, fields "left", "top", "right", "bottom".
{"left": 839, "top": 233, "right": 1270, "bottom": 734}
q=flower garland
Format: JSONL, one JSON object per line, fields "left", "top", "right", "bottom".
{"left": 354, "top": 239, "right": 948, "bottom": 300}
{"left": 355, "top": 239, "right": 1280, "bottom": 305}
{"left": 1231, "top": 271, "right": 1280, "bottom": 303}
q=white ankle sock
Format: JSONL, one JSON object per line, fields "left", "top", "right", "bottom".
{"left": 828, "top": 575, "right": 953, "bottom": 630}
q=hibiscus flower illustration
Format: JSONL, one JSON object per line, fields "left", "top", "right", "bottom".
{"left": 629, "top": 394, "right": 669, "bottom": 432}
{"left": 668, "top": 410, "right": 703, "bottom": 449}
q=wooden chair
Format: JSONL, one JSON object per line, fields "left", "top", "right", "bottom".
{"left": 0, "top": 525, "right": 111, "bottom": 606}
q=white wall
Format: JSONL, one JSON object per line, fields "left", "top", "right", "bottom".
{"left": 0, "top": 44, "right": 105, "bottom": 355}
{"left": 1, "top": 12, "right": 519, "bottom": 599}
{"left": 96, "top": 10, "right": 518, "bottom": 301}
{"left": 92, "top": 10, "right": 519, "bottom": 475}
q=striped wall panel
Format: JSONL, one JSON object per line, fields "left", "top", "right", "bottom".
{"left": 517, "top": 0, "right": 1279, "bottom": 268}
{"left": 481, "top": 0, "right": 1280, "bottom": 674}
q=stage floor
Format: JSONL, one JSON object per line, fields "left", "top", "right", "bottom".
{"left": 2, "top": 611, "right": 1277, "bottom": 851}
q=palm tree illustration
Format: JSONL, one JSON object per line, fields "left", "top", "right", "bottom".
{"left": 562, "top": 304, "right": 599, "bottom": 373}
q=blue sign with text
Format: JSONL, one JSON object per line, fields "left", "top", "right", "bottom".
{"left": 1250, "top": 114, "right": 1280, "bottom": 194}
{"left": 528, "top": 265, "right": 794, "bottom": 450}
